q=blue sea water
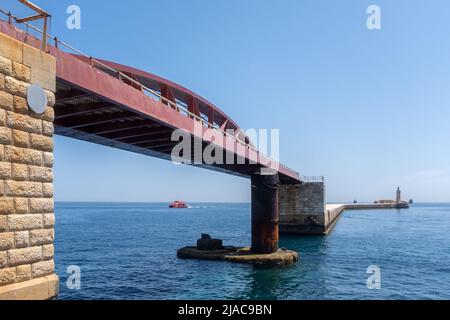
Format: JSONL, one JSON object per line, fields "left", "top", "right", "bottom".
{"left": 55, "top": 203, "right": 450, "bottom": 300}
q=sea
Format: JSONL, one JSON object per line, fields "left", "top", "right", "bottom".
{"left": 54, "top": 202, "right": 450, "bottom": 300}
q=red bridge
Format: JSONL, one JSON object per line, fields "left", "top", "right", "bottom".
{"left": 0, "top": 18, "right": 300, "bottom": 185}
{"left": 0, "top": 9, "right": 306, "bottom": 256}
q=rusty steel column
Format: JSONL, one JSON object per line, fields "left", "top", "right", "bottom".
{"left": 251, "top": 172, "right": 280, "bottom": 254}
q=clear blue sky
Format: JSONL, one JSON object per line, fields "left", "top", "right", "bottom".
{"left": 3, "top": 0, "right": 450, "bottom": 202}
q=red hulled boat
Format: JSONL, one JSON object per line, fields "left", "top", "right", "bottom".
{"left": 169, "top": 201, "right": 188, "bottom": 209}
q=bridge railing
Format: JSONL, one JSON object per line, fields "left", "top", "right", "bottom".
{"left": 300, "top": 176, "right": 325, "bottom": 183}
{"left": 0, "top": 8, "right": 298, "bottom": 177}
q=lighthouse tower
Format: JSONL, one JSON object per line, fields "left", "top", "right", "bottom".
{"left": 396, "top": 187, "right": 402, "bottom": 203}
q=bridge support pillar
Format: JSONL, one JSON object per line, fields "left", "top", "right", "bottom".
{"left": 178, "top": 171, "right": 298, "bottom": 264}
{"left": 251, "top": 172, "right": 279, "bottom": 254}
{"left": 0, "top": 31, "right": 58, "bottom": 300}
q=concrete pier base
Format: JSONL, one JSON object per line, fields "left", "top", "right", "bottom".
{"left": 177, "top": 246, "right": 298, "bottom": 266}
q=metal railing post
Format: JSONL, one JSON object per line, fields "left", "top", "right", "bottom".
{"left": 42, "top": 15, "right": 47, "bottom": 52}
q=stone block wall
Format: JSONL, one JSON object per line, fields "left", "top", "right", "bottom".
{"left": 279, "top": 182, "right": 327, "bottom": 235}
{"left": 0, "top": 31, "right": 58, "bottom": 300}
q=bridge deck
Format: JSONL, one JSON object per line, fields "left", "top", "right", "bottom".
{"left": 0, "top": 19, "right": 300, "bottom": 184}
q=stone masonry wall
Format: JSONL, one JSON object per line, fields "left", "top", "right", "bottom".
{"left": 0, "top": 31, "right": 58, "bottom": 300}
{"left": 279, "top": 182, "right": 326, "bottom": 232}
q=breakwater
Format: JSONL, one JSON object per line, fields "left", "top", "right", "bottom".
{"left": 281, "top": 201, "right": 410, "bottom": 236}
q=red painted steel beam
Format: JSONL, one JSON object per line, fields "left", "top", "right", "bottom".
{"left": 121, "top": 72, "right": 143, "bottom": 91}
{"left": 152, "top": 146, "right": 174, "bottom": 153}
{"left": 220, "top": 120, "right": 228, "bottom": 131}
{"left": 187, "top": 97, "right": 200, "bottom": 117}
{"left": 208, "top": 109, "right": 215, "bottom": 128}
{"left": 113, "top": 129, "right": 171, "bottom": 141}
{"left": 17, "top": 0, "right": 49, "bottom": 17}
{"left": 131, "top": 138, "right": 170, "bottom": 147}
{"left": 56, "top": 90, "right": 91, "bottom": 103}
{"left": 55, "top": 103, "right": 116, "bottom": 119}
{"left": 160, "top": 85, "right": 177, "bottom": 108}
{"left": 15, "top": 14, "right": 46, "bottom": 23}
{"left": 56, "top": 112, "right": 139, "bottom": 129}
{"left": 78, "top": 121, "right": 155, "bottom": 136}
{"left": 137, "top": 140, "right": 174, "bottom": 149}
{"left": 88, "top": 57, "right": 241, "bottom": 131}
{"left": 121, "top": 133, "right": 172, "bottom": 145}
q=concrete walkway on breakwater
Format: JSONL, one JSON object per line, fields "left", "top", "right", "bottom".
{"left": 324, "top": 202, "right": 410, "bottom": 235}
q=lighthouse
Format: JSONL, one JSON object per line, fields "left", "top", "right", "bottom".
{"left": 396, "top": 187, "right": 402, "bottom": 203}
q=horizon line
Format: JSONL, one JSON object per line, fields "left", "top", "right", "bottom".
{"left": 53, "top": 201, "right": 449, "bottom": 204}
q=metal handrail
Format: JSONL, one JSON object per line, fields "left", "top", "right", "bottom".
{"left": 300, "top": 176, "right": 325, "bottom": 183}
{"left": 0, "top": 8, "right": 296, "bottom": 174}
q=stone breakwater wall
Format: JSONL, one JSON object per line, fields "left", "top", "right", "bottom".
{"left": 279, "top": 182, "right": 328, "bottom": 235}
{"left": 279, "top": 179, "right": 409, "bottom": 235}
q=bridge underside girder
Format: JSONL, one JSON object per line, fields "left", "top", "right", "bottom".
{"left": 0, "top": 18, "right": 299, "bottom": 184}
{"left": 54, "top": 81, "right": 298, "bottom": 183}
{"left": 54, "top": 81, "right": 274, "bottom": 180}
